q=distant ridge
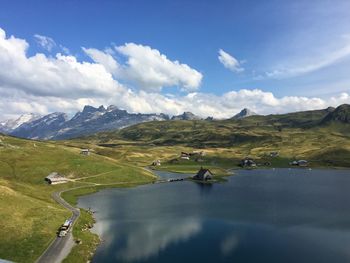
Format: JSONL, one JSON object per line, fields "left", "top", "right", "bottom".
{"left": 322, "top": 104, "right": 350, "bottom": 124}
{"left": 171, "top": 112, "right": 201, "bottom": 120}
{"left": 232, "top": 108, "right": 258, "bottom": 119}
{"left": 110, "top": 104, "right": 350, "bottom": 147}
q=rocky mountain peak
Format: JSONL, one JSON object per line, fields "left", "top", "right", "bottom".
{"left": 322, "top": 104, "right": 350, "bottom": 124}
{"left": 171, "top": 112, "right": 201, "bottom": 120}
{"left": 0, "top": 113, "right": 42, "bottom": 133}
{"left": 107, "top": 105, "right": 119, "bottom": 112}
{"left": 232, "top": 108, "right": 257, "bottom": 119}
{"left": 82, "top": 105, "right": 106, "bottom": 114}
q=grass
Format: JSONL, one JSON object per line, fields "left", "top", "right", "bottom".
{"left": 0, "top": 179, "right": 70, "bottom": 263}
{"left": 0, "top": 135, "right": 155, "bottom": 263}
{"left": 62, "top": 210, "right": 99, "bottom": 263}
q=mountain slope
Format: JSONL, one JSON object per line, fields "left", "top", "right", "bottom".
{"left": 11, "top": 112, "right": 68, "bottom": 140}
{"left": 322, "top": 104, "right": 350, "bottom": 124}
{"left": 0, "top": 113, "right": 41, "bottom": 133}
{"left": 54, "top": 106, "right": 169, "bottom": 139}
{"left": 7, "top": 105, "right": 169, "bottom": 140}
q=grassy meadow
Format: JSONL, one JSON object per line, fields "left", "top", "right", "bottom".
{"left": 0, "top": 134, "right": 155, "bottom": 263}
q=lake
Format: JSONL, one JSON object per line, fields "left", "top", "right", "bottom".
{"left": 78, "top": 169, "right": 350, "bottom": 263}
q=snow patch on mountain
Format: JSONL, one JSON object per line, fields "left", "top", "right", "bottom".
{"left": 0, "top": 113, "right": 41, "bottom": 133}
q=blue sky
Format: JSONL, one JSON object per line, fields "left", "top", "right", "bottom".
{"left": 0, "top": 0, "right": 350, "bottom": 119}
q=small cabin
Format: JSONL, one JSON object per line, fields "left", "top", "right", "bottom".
{"left": 270, "top": 151, "right": 279, "bottom": 157}
{"left": 45, "top": 172, "right": 68, "bottom": 185}
{"left": 191, "top": 151, "right": 205, "bottom": 157}
{"left": 290, "top": 160, "right": 309, "bottom": 167}
{"left": 193, "top": 168, "right": 213, "bottom": 181}
{"left": 180, "top": 152, "right": 190, "bottom": 160}
{"left": 152, "top": 160, "right": 161, "bottom": 166}
{"left": 297, "top": 160, "right": 308, "bottom": 167}
{"left": 81, "top": 149, "right": 90, "bottom": 156}
{"left": 240, "top": 158, "right": 256, "bottom": 168}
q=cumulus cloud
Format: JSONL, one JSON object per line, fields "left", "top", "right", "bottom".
{"left": 82, "top": 47, "right": 119, "bottom": 74}
{"left": 218, "top": 49, "right": 244, "bottom": 73}
{"left": 0, "top": 27, "right": 350, "bottom": 121}
{"left": 0, "top": 28, "right": 122, "bottom": 99}
{"left": 34, "top": 34, "right": 56, "bottom": 52}
{"left": 115, "top": 43, "right": 203, "bottom": 92}
{"left": 83, "top": 43, "right": 203, "bottom": 92}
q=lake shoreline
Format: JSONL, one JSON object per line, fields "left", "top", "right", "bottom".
{"left": 62, "top": 166, "right": 350, "bottom": 262}
{"left": 60, "top": 180, "right": 156, "bottom": 263}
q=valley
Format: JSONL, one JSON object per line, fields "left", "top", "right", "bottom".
{"left": 0, "top": 104, "right": 350, "bottom": 263}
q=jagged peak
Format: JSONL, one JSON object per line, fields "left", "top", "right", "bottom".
{"left": 322, "top": 104, "right": 350, "bottom": 124}
{"left": 107, "top": 105, "right": 119, "bottom": 111}
{"left": 82, "top": 105, "right": 105, "bottom": 113}
{"left": 171, "top": 111, "right": 201, "bottom": 120}
{"left": 232, "top": 108, "right": 257, "bottom": 119}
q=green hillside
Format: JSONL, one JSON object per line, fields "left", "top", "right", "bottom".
{"left": 0, "top": 134, "right": 155, "bottom": 263}
{"left": 90, "top": 105, "right": 350, "bottom": 167}
{"left": 93, "top": 106, "right": 345, "bottom": 146}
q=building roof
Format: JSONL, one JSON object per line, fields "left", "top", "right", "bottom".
{"left": 195, "top": 168, "right": 213, "bottom": 178}
{"left": 46, "top": 172, "right": 62, "bottom": 179}
{"left": 45, "top": 172, "right": 67, "bottom": 182}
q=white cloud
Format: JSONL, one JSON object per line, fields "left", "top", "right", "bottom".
{"left": 218, "top": 49, "right": 244, "bottom": 73}
{"left": 0, "top": 27, "right": 349, "bottom": 122}
{"left": 265, "top": 42, "right": 350, "bottom": 79}
{"left": 110, "top": 88, "right": 350, "bottom": 119}
{"left": 59, "top": 45, "right": 70, "bottom": 54}
{"left": 0, "top": 28, "right": 122, "bottom": 99}
{"left": 84, "top": 43, "right": 203, "bottom": 92}
{"left": 115, "top": 43, "right": 203, "bottom": 92}
{"left": 34, "top": 34, "right": 56, "bottom": 52}
{"left": 82, "top": 47, "right": 119, "bottom": 74}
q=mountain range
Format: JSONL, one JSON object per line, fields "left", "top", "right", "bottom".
{"left": 107, "top": 104, "right": 350, "bottom": 148}
{"left": 0, "top": 105, "right": 175, "bottom": 140}
{"left": 2, "top": 104, "right": 348, "bottom": 140}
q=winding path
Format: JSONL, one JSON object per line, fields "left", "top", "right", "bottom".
{"left": 36, "top": 165, "right": 157, "bottom": 263}
{"left": 36, "top": 189, "right": 81, "bottom": 263}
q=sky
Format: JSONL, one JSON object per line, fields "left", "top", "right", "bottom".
{"left": 1, "top": 0, "right": 350, "bottom": 119}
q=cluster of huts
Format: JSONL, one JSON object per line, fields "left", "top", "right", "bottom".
{"left": 289, "top": 160, "right": 309, "bottom": 167}
{"left": 166, "top": 151, "right": 206, "bottom": 165}
{"left": 239, "top": 157, "right": 309, "bottom": 168}
{"left": 180, "top": 151, "right": 205, "bottom": 160}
